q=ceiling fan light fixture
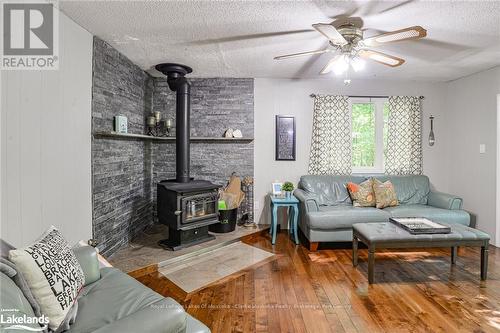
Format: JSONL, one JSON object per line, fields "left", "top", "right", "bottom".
{"left": 276, "top": 21, "right": 424, "bottom": 75}
{"left": 333, "top": 55, "right": 349, "bottom": 75}
{"left": 351, "top": 57, "right": 366, "bottom": 72}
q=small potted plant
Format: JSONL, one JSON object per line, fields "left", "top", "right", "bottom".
{"left": 282, "top": 181, "right": 294, "bottom": 198}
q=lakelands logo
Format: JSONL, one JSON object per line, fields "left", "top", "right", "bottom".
{"left": 0, "top": 309, "right": 49, "bottom": 331}
{"left": 1, "top": 0, "right": 59, "bottom": 70}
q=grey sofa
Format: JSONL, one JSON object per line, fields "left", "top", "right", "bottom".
{"left": 0, "top": 244, "right": 210, "bottom": 333}
{"left": 294, "top": 175, "right": 470, "bottom": 251}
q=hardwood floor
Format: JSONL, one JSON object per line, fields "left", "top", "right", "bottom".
{"left": 137, "top": 231, "right": 500, "bottom": 333}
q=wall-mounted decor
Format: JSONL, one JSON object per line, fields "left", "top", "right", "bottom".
{"left": 428, "top": 115, "right": 435, "bottom": 146}
{"left": 114, "top": 115, "right": 128, "bottom": 133}
{"left": 275, "top": 115, "right": 296, "bottom": 161}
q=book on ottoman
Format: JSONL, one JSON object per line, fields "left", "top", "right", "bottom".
{"left": 389, "top": 217, "right": 451, "bottom": 234}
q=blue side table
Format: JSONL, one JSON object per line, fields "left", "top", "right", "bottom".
{"left": 270, "top": 194, "right": 300, "bottom": 245}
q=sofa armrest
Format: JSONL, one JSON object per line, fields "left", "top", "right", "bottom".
{"left": 294, "top": 189, "right": 320, "bottom": 212}
{"left": 73, "top": 245, "right": 101, "bottom": 286}
{"left": 428, "top": 191, "right": 463, "bottom": 210}
{"left": 186, "top": 314, "right": 211, "bottom": 333}
{"left": 91, "top": 298, "right": 189, "bottom": 333}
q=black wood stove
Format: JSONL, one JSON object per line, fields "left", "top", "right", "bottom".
{"left": 155, "top": 63, "right": 221, "bottom": 251}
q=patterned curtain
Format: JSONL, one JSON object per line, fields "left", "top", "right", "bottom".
{"left": 385, "top": 96, "right": 422, "bottom": 175}
{"left": 308, "top": 95, "right": 351, "bottom": 175}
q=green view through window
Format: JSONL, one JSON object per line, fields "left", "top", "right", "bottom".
{"left": 351, "top": 99, "right": 389, "bottom": 173}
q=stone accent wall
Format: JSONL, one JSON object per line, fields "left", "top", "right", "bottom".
{"left": 152, "top": 77, "right": 254, "bottom": 183}
{"left": 92, "top": 37, "right": 154, "bottom": 255}
{"left": 92, "top": 38, "right": 254, "bottom": 256}
{"left": 151, "top": 78, "right": 254, "bottom": 223}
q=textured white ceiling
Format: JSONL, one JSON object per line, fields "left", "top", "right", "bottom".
{"left": 59, "top": 1, "right": 500, "bottom": 81}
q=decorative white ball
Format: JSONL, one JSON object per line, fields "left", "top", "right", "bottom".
{"left": 232, "top": 129, "right": 243, "bottom": 138}
{"left": 224, "top": 129, "right": 234, "bottom": 137}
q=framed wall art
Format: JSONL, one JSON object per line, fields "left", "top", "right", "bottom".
{"left": 275, "top": 115, "right": 296, "bottom": 161}
{"left": 271, "top": 182, "right": 283, "bottom": 196}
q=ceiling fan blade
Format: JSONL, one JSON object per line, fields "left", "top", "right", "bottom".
{"left": 362, "top": 26, "right": 427, "bottom": 46}
{"left": 359, "top": 49, "right": 405, "bottom": 67}
{"left": 320, "top": 55, "right": 342, "bottom": 74}
{"left": 274, "top": 48, "right": 332, "bottom": 60}
{"left": 312, "top": 23, "right": 348, "bottom": 46}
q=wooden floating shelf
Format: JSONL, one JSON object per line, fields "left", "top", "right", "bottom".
{"left": 93, "top": 131, "right": 254, "bottom": 143}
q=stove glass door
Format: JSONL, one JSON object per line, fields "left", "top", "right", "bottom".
{"left": 181, "top": 192, "right": 218, "bottom": 224}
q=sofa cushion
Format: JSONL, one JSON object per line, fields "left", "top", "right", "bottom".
{"left": 90, "top": 298, "right": 187, "bottom": 333}
{"left": 346, "top": 179, "right": 375, "bottom": 207}
{"left": 384, "top": 204, "right": 470, "bottom": 226}
{"left": 373, "top": 178, "right": 399, "bottom": 209}
{"left": 8, "top": 226, "right": 85, "bottom": 331}
{"left": 372, "top": 175, "right": 430, "bottom": 205}
{"left": 68, "top": 267, "right": 185, "bottom": 332}
{"left": 299, "top": 175, "right": 366, "bottom": 206}
{"left": 307, "top": 206, "right": 391, "bottom": 230}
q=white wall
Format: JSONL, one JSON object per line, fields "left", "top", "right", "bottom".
{"left": 497, "top": 94, "right": 500, "bottom": 246}
{"left": 0, "top": 12, "right": 93, "bottom": 246}
{"left": 254, "top": 78, "right": 449, "bottom": 226}
{"left": 445, "top": 67, "right": 500, "bottom": 245}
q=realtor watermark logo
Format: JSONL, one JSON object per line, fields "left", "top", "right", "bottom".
{"left": 1, "top": 0, "right": 59, "bottom": 70}
{"left": 0, "top": 308, "right": 49, "bottom": 331}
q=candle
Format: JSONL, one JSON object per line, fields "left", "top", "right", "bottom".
{"left": 165, "top": 118, "right": 172, "bottom": 128}
{"left": 147, "top": 116, "right": 156, "bottom": 127}
{"left": 154, "top": 111, "right": 161, "bottom": 123}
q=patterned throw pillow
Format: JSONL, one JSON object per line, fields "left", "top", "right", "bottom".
{"left": 373, "top": 178, "right": 399, "bottom": 209}
{"left": 346, "top": 179, "right": 376, "bottom": 207}
{"left": 9, "top": 226, "right": 85, "bottom": 331}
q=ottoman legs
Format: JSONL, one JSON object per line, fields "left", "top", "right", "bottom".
{"left": 451, "top": 246, "right": 457, "bottom": 264}
{"left": 481, "top": 245, "right": 488, "bottom": 281}
{"left": 368, "top": 248, "right": 375, "bottom": 284}
{"left": 352, "top": 237, "right": 358, "bottom": 266}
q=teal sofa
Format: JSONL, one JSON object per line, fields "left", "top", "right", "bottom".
{"left": 294, "top": 175, "right": 470, "bottom": 251}
{"left": 0, "top": 244, "right": 210, "bottom": 333}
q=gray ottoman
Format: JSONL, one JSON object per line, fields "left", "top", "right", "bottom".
{"left": 352, "top": 222, "right": 490, "bottom": 284}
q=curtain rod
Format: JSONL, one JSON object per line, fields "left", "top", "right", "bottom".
{"left": 309, "top": 94, "right": 425, "bottom": 100}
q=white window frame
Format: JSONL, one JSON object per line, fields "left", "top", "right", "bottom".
{"left": 350, "top": 97, "right": 388, "bottom": 174}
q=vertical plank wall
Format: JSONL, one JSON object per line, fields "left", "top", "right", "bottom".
{"left": 0, "top": 12, "right": 93, "bottom": 246}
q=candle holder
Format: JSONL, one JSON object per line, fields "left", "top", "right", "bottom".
{"left": 147, "top": 113, "right": 173, "bottom": 137}
{"left": 163, "top": 118, "right": 173, "bottom": 137}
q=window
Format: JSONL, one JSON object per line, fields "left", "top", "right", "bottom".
{"left": 351, "top": 98, "right": 389, "bottom": 173}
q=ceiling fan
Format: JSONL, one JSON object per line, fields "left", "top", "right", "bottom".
{"left": 274, "top": 22, "right": 427, "bottom": 75}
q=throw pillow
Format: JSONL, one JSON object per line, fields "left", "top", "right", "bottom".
{"left": 373, "top": 178, "right": 399, "bottom": 209}
{"left": 346, "top": 179, "right": 376, "bottom": 207}
{"left": 8, "top": 226, "right": 85, "bottom": 331}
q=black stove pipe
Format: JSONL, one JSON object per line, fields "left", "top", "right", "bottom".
{"left": 155, "top": 63, "right": 193, "bottom": 183}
